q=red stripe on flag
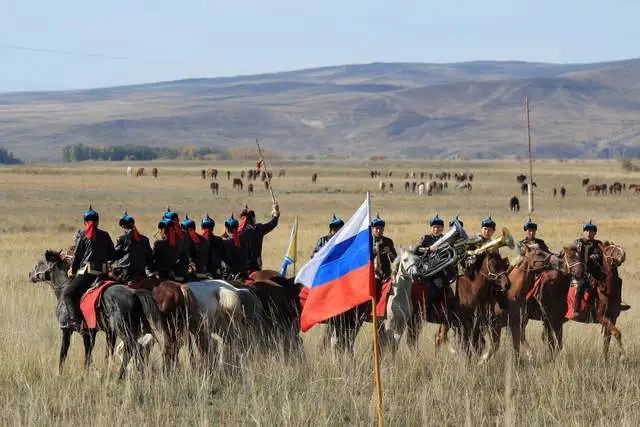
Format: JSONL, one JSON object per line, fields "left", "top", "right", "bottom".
{"left": 300, "top": 262, "right": 374, "bottom": 332}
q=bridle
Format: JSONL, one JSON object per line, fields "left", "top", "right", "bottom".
{"left": 515, "top": 250, "right": 551, "bottom": 274}
{"left": 480, "top": 259, "right": 507, "bottom": 282}
{"left": 603, "top": 244, "right": 624, "bottom": 267}
{"left": 563, "top": 251, "right": 583, "bottom": 275}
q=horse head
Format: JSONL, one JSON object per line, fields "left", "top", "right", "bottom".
{"left": 519, "top": 245, "right": 553, "bottom": 273}
{"left": 602, "top": 242, "right": 625, "bottom": 267}
{"left": 560, "top": 245, "right": 585, "bottom": 280}
{"left": 28, "top": 250, "right": 69, "bottom": 296}
{"left": 394, "top": 247, "right": 419, "bottom": 282}
{"left": 481, "top": 252, "right": 511, "bottom": 291}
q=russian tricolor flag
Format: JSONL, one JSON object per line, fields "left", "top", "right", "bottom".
{"left": 296, "top": 196, "right": 374, "bottom": 332}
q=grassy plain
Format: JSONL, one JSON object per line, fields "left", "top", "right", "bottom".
{"left": 0, "top": 159, "right": 639, "bottom": 426}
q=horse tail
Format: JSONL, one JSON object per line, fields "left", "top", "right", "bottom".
{"left": 133, "top": 290, "right": 160, "bottom": 332}
{"left": 218, "top": 288, "right": 244, "bottom": 326}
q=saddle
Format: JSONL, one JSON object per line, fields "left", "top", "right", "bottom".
{"left": 79, "top": 280, "right": 117, "bottom": 329}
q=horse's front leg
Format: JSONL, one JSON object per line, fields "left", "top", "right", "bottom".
{"left": 600, "top": 316, "right": 624, "bottom": 361}
{"left": 406, "top": 314, "right": 422, "bottom": 352}
{"left": 59, "top": 329, "right": 72, "bottom": 375}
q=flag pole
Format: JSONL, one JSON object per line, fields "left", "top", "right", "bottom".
{"left": 368, "top": 192, "right": 384, "bottom": 427}
{"left": 255, "top": 138, "right": 277, "bottom": 204}
{"left": 525, "top": 97, "right": 534, "bottom": 214}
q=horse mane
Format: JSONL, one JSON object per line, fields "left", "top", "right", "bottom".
{"left": 44, "top": 249, "right": 63, "bottom": 264}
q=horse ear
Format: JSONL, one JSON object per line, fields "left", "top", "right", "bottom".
{"left": 603, "top": 241, "right": 610, "bottom": 246}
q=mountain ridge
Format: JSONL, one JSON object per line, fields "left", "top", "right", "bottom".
{"left": 2, "top": 59, "right": 640, "bottom": 161}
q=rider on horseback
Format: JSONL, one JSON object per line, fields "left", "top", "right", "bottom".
{"left": 414, "top": 213, "right": 456, "bottom": 289}
{"left": 571, "top": 220, "right": 603, "bottom": 319}
{"left": 221, "top": 214, "right": 249, "bottom": 277}
{"left": 311, "top": 215, "right": 344, "bottom": 257}
{"left": 518, "top": 218, "right": 550, "bottom": 253}
{"left": 62, "top": 206, "right": 115, "bottom": 331}
{"left": 239, "top": 203, "right": 280, "bottom": 271}
{"left": 112, "top": 211, "right": 153, "bottom": 282}
{"left": 181, "top": 215, "right": 209, "bottom": 279}
{"left": 371, "top": 214, "right": 397, "bottom": 283}
{"left": 153, "top": 217, "right": 181, "bottom": 281}
{"left": 201, "top": 214, "right": 223, "bottom": 278}
{"left": 162, "top": 208, "right": 190, "bottom": 281}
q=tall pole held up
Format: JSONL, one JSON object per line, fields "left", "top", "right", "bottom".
{"left": 525, "top": 97, "right": 534, "bottom": 214}
{"left": 368, "top": 192, "right": 384, "bottom": 427}
{"left": 255, "top": 138, "right": 277, "bottom": 204}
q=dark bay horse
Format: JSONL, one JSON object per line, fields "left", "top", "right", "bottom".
{"left": 528, "top": 243, "right": 627, "bottom": 359}
{"left": 520, "top": 245, "right": 583, "bottom": 355}
{"left": 29, "top": 250, "right": 154, "bottom": 378}
{"left": 240, "top": 270, "right": 303, "bottom": 355}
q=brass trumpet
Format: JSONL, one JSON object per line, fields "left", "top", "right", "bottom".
{"left": 468, "top": 227, "right": 515, "bottom": 256}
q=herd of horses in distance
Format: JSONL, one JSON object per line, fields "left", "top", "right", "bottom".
{"left": 124, "top": 165, "right": 640, "bottom": 203}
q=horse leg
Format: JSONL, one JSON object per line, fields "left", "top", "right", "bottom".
{"left": 118, "top": 344, "right": 132, "bottom": 380}
{"left": 59, "top": 329, "right": 72, "bottom": 375}
{"left": 600, "top": 317, "right": 624, "bottom": 361}
{"left": 82, "top": 330, "right": 97, "bottom": 372}
{"left": 603, "top": 327, "right": 612, "bottom": 361}
{"left": 507, "top": 307, "right": 523, "bottom": 362}
{"left": 480, "top": 318, "right": 501, "bottom": 363}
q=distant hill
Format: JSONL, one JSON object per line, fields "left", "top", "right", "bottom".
{"left": 3, "top": 59, "right": 640, "bottom": 161}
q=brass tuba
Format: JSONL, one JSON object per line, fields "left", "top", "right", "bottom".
{"left": 468, "top": 227, "right": 515, "bottom": 257}
{"left": 413, "top": 220, "right": 467, "bottom": 280}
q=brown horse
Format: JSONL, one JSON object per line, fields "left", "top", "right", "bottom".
{"left": 491, "top": 246, "right": 558, "bottom": 361}
{"left": 528, "top": 243, "right": 626, "bottom": 359}
{"left": 129, "top": 277, "right": 192, "bottom": 371}
{"left": 520, "top": 245, "right": 583, "bottom": 355}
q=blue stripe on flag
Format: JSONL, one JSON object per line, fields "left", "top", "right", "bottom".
{"left": 311, "top": 228, "right": 372, "bottom": 287}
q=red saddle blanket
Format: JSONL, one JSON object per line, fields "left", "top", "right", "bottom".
{"left": 565, "top": 286, "right": 594, "bottom": 321}
{"left": 411, "top": 281, "right": 448, "bottom": 323}
{"left": 80, "top": 280, "right": 117, "bottom": 329}
{"left": 526, "top": 270, "right": 555, "bottom": 301}
{"left": 126, "top": 278, "right": 147, "bottom": 289}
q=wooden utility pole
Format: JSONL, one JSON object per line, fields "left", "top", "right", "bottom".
{"left": 525, "top": 97, "right": 534, "bottom": 214}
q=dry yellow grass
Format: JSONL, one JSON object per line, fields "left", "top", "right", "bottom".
{"left": 0, "top": 159, "right": 639, "bottom": 426}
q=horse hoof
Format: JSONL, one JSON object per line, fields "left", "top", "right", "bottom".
{"left": 138, "top": 333, "right": 154, "bottom": 348}
{"left": 447, "top": 344, "right": 457, "bottom": 355}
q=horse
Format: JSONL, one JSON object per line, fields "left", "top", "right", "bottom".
{"left": 136, "top": 167, "right": 145, "bottom": 177}
{"left": 207, "top": 168, "right": 218, "bottom": 179}
{"left": 519, "top": 245, "right": 584, "bottom": 355}
{"left": 180, "top": 279, "right": 264, "bottom": 371}
{"left": 29, "top": 250, "right": 154, "bottom": 378}
{"left": 311, "top": 173, "right": 318, "bottom": 184}
{"left": 491, "top": 246, "right": 560, "bottom": 361}
{"left": 232, "top": 178, "right": 243, "bottom": 191}
{"left": 126, "top": 277, "right": 193, "bottom": 371}
{"left": 509, "top": 196, "right": 520, "bottom": 212}
{"left": 560, "top": 186, "right": 566, "bottom": 198}
{"left": 527, "top": 243, "right": 627, "bottom": 360}
{"left": 151, "top": 167, "right": 158, "bottom": 178}
{"left": 248, "top": 183, "right": 254, "bottom": 196}
{"left": 236, "top": 271, "right": 303, "bottom": 356}
{"left": 126, "top": 166, "right": 133, "bottom": 177}
{"left": 210, "top": 181, "right": 219, "bottom": 196}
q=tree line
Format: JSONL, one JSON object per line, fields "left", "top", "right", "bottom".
{"left": 0, "top": 147, "right": 24, "bottom": 165}
{"left": 61, "top": 144, "right": 230, "bottom": 162}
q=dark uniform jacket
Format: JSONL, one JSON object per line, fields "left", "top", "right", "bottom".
{"left": 575, "top": 238, "right": 603, "bottom": 279}
{"left": 174, "top": 229, "right": 191, "bottom": 279}
{"left": 373, "top": 236, "right": 397, "bottom": 280}
{"left": 312, "top": 234, "right": 334, "bottom": 257}
{"left": 241, "top": 216, "right": 279, "bottom": 271}
{"left": 518, "top": 237, "right": 550, "bottom": 253}
{"left": 221, "top": 234, "right": 249, "bottom": 276}
{"left": 202, "top": 234, "right": 224, "bottom": 278}
{"left": 185, "top": 232, "right": 209, "bottom": 277}
{"left": 113, "top": 230, "right": 153, "bottom": 280}
{"left": 153, "top": 239, "right": 179, "bottom": 280}
{"left": 71, "top": 229, "right": 115, "bottom": 275}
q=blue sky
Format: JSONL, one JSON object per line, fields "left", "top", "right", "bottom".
{"left": 2, "top": 0, "right": 639, "bottom": 92}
